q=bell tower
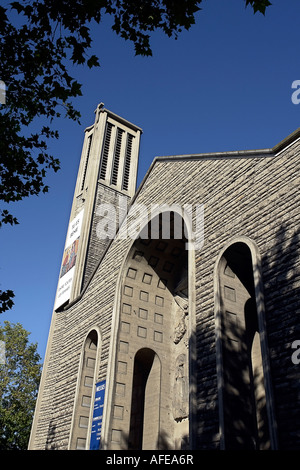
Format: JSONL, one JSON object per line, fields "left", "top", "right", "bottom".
{"left": 54, "top": 103, "right": 142, "bottom": 310}
{"left": 29, "top": 103, "right": 142, "bottom": 450}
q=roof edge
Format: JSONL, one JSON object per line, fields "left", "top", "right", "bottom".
{"left": 272, "top": 127, "right": 300, "bottom": 154}
{"left": 101, "top": 106, "right": 143, "bottom": 134}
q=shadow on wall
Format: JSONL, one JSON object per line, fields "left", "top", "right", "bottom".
{"left": 261, "top": 223, "right": 300, "bottom": 450}
{"left": 46, "top": 420, "right": 58, "bottom": 450}
{"left": 195, "top": 222, "right": 299, "bottom": 451}
{"left": 43, "top": 224, "right": 299, "bottom": 450}
{"left": 101, "top": 429, "right": 189, "bottom": 451}
{"left": 221, "top": 297, "right": 270, "bottom": 449}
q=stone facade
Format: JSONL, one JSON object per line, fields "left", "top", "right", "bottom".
{"left": 29, "top": 104, "right": 300, "bottom": 450}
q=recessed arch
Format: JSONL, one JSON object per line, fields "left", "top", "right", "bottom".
{"left": 68, "top": 328, "right": 101, "bottom": 450}
{"left": 128, "top": 348, "right": 161, "bottom": 449}
{"left": 103, "top": 208, "right": 196, "bottom": 450}
{"left": 214, "top": 236, "right": 278, "bottom": 449}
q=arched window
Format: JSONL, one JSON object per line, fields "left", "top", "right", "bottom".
{"left": 215, "top": 239, "right": 277, "bottom": 449}
{"left": 69, "top": 329, "right": 100, "bottom": 450}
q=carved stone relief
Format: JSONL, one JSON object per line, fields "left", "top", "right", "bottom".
{"left": 172, "top": 353, "right": 189, "bottom": 421}
{"left": 173, "top": 295, "right": 188, "bottom": 345}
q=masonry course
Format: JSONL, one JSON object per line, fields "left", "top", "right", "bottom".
{"left": 29, "top": 105, "right": 300, "bottom": 450}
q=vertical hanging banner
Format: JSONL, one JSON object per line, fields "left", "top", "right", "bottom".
{"left": 90, "top": 380, "right": 106, "bottom": 450}
{"left": 54, "top": 209, "right": 84, "bottom": 310}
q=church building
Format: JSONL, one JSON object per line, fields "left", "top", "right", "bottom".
{"left": 29, "top": 103, "right": 300, "bottom": 450}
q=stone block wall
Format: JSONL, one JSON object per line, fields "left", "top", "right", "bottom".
{"left": 82, "top": 183, "right": 131, "bottom": 290}
{"left": 30, "top": 133, "right": 300, "bottom": 450}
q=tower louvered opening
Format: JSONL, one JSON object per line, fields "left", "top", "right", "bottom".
{"left": 111, "top": 128, "right": 123, "bottom": 186}
{"left": 122, "top": 134, "right": 133, "bottom": 191}
{"left": 99, "top": 122, "right": 113, "bottom": 180}
{"left": 81, "top": 134, "right": 93, "bottom": 191}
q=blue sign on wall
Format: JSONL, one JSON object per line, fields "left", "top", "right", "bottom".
{"left": 90, "top": 380, "right": 106, "bottom": 450}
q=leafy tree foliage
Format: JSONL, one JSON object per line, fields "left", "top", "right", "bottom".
{"left": 0, "top": 0, "right": 271, "bottom": 313}
{"left": 0, "top": 321, "right": 42, "bottom": 449}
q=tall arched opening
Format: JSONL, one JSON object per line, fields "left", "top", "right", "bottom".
{"left": 215, "top": 240, "right": 276, "bottom": 449}
{"left": 128, "top": 348, "right": 161, "bottom": 449}
{"left": 69, "top": 329, "right": 100, "bottom": 450}
{"left": 109, "top": 211, "right": 193, "bottom": 450}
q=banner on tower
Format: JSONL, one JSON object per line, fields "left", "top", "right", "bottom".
{"left": 54, "top": 209, "right": 84, "bottom": 310}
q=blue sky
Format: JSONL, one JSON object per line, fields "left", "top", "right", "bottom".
{"left": 1, "top": 0, "right": 300, "bottom": 360}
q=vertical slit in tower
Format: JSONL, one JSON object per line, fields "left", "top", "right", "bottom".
{"left": 81, "top": 134, "right": 93, "bottom": 191}
{"left": 111, "top": 128, "right": 123, "bottom": 186}
{"left": 99, "top": 122, "right": 113, "bottom": 180}
{"left": 122, "top": 134, "right": 133, "bottom": 191}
